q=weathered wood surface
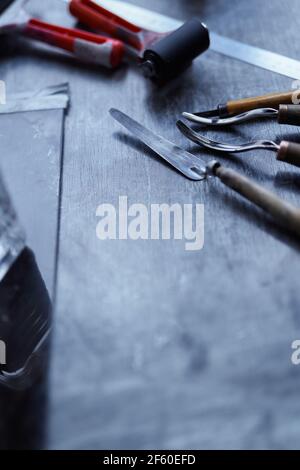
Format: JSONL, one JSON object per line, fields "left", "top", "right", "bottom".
{"left": 1, "top": 0, "right": 300, "bottom": 450}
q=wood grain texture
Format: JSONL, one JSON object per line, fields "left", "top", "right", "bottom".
{"left": 1, "top": 0, "right": 300, "bottom": 450}
{"left": 227, "top": 91, "right": 296, "bottom": 115}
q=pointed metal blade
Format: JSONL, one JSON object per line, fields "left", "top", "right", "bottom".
{"left": 110, "top": 109, "right": 206, "bottom": 181}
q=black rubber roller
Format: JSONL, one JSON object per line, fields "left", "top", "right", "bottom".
{"left": 140, "top": 19, "right": 210, "bottom": 82}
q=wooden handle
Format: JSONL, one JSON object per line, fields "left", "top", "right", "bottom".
{"left": 214, "top": 164, "right": 300, "bottom": 236}
{"left": 226, "top": 90, "right": 295, "bottom": 115}
{"left": 277, "top": 141, "right": 300, "bottom": 168}
{"left": 277, "top": 104, "right": 300, "bottom": 126}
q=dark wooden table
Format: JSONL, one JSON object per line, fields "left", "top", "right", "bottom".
{"left": 1, "top": 0, "right": 300, "bottom": 450}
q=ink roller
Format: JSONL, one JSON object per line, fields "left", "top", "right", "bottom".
{"left": 68, "top": 0, "right": 210, "bottom": 81}
{"left": 140, "top": 19, "right": 210, "bottom": 81}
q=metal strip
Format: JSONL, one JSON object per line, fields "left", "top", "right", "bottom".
{"left": 210, "top": 33, "right": 300, "bottom": 80}
{"left": 96, "top": 0, "right": 300, "bottom": 80}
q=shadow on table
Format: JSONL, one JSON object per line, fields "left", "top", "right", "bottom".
{"left": 212, "top": 183, "right": 300, "bottom": 253}
{"left": 0, "top": 248, "right": 52, "bottom": 450}
{"left": 274, "top": 172, "right": 300, "bottom": 192}
{"left": 0, "top": 370, "right": 49, "bottom": 450}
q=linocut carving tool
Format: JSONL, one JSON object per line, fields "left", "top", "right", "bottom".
{"left": 183, "top": 105, "right": 300, "bottom": 127}
{"left": 189, "top": 90, "right": 300, "bottom": 120}
{"left": 176, "top": 121, "right": 300, "bottom": 169}
{"left": 95, "top": 0, "right": 300, "bottom": 80}
{"left": 0, "top": 0, "right": 127, "bottom": 68}
{"left": 66, "top": 0, "right": 210, "bottom": 80}
{"left": 110, "top": 108, "right": 300, "bottom": 237}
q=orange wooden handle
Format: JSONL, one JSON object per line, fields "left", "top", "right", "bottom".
{"left": 226, "top": 90, "right": 296, "bottom": 115}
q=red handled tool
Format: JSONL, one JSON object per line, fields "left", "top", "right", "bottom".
{"left": 67, "top": 0, "right": 164, "bottom": 52}
{"left": 0, "top": 0, "right": 129, "bottom": 68}
{"left": 0, "top": 0, "right": 210, "bottom": 79}
{"left": 23, "top": 18, "right": 125, "bottom": 68}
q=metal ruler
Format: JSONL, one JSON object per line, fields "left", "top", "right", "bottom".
{"left": 97, "top": 0, "right": 300, "bottom": 80}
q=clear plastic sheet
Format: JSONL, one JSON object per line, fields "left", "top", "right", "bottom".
{"left": 0, "top": 82, "right": 69, "bottom": 391}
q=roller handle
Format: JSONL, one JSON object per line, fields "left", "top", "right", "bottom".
{"left": 69, "top": 0, "right": 144, "bottom": 50}
{"left": 224, "top": 90, "right": 295, "bottom": 116}
{"left": 213, "top": 164, "right": 300, "bottom": 236}
{"left": 277, "top": 141, "right": 300, "bottom": 168}
{"left": 23, "top": 19, "right": 125, "bottom": 68}
{"left": 277, "top": 105, "right": 300, "bottom": 126}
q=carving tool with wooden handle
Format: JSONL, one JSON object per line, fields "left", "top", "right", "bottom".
{"left": 110, "top": 108, "right": 300, "bottom": 237}
{"left": 193, "top": 90, "right": 300, "bottom": 119}
{"left": 183, "top": 105, "right": 300, "bottom": 127}
{"left": 177, "top": 120, "right": 300, "bottom": 169}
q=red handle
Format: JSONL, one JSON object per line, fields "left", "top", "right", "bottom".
{"left": 24, "top": 18, "right": 125, "bottom": 67}
{"left": 69, "top": 0, "right": 147, "bottom": 51}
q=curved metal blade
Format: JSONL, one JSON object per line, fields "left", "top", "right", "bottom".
{"left": 182, "top": 108, "right": 279, "bottom": 126}
{"left": 177, "top": 120, "right": 279, "bottom": 153}
{"left": 110, "top": 108, "right": 206, "bottom": 181}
